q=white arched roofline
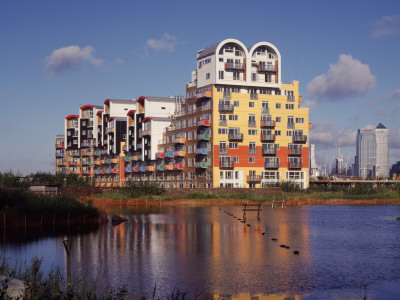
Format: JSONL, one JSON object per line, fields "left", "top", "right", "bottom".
{"left": 215, "top": 38, "right": 249, "bottom": 57}
{"left": 248, "top": 41, "right": 281, "bottom": 62}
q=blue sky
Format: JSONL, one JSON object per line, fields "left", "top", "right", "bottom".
{"left": 1, "top": 0, "right": 400, "bottom": 175}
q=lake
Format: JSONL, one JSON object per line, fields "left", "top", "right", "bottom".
{"left": 1, "top": 204, "right": 400, "bottom": 299}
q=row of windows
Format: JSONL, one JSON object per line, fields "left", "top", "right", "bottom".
{"left": 215, "top": 86, "right": 294, "bottom": 96}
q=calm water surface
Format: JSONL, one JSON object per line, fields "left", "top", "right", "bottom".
{"left": 2, "top": 205, "right": 400, "bottom": 299}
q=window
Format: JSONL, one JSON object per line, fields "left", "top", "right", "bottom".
{"left": 249, "top": 157, "right": 255, "bottom": 163}
{"left": 276, "top": 103, "right": 281, "bottom": 109}
{"left": 275, "top": 90, "right": 281, "bottom": 95}
{"left": 232, "top": 87, "right": 240, "bottom": 93}
{"left": 233, "top": 156, "right": 239, "bottom": 163}
{"left": 219, "top": 58, "right": 223, "bottom": 62}
{"left": 296, "top": 117, "right": 304, "bottom": 123}
{"left": 228, "top": 115, "right": 238, "bottom": 121}
{"left": 229, "top": 142, "right": 238, "bottom": 149}
{"left": 276, "top": 117, "right": 281, "bottom": 122}
{"left": 234, "top": 101, "right": 239, "bottom": 107}
{"left": 218, "top": 128, "right": 228, "bottom": 134}
{"left": 249, "top": 102, "right": 255, "bottom": 108}
{"left": 219, "top": 71, "right": 224, "bottom": 79}
{"left": 233, "top": 71, "right": 240, "bottom": 80}
{"left": 275, "top": 130, "right": 281, "bottom": 136}
{"left": 287, "top": 131, "right": 293, "bottom": 136}
{"left": 248, "top": 129, "right": 257, "bottom": 135}
{"left": 286, "top": 104, "right": 294, "bottom": 110}
{"left": 260, "top": 89, "right": 267, "bottom": 94}
{"left": 252, "top": 73, "right": 257, "bottom": 81}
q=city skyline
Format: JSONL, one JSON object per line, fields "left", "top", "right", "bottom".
{"left": 1, "top": 0, "right": 400, "bottom": 175}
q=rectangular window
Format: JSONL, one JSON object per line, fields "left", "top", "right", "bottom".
{"left": 287, "top": 131, "right": 293, "bottom": 136}
{"left": 276, "top": 117, "right": 281, "bottom": 122}
{"left": 249, "top": 157, "right": 255, "bottom": 163}
{"left": 275, "top": 130, "right": 281, "bottom": 136}
{"left": 233, "top": 71, "right": 240, "bottom": 80}
{"left": 248, "top": 129, "right": 257, "bottom": 135}
{"left": 233, "top": 156, "right": 239, "bottom": 163}
{"left": 218, "top": 128, "right": 228, "bottom": 134}
{"left": 296, "top": 117, "right": 304, "bottom": 123}
{"left": 249, "top": 102, "right": 254, "bottom": 108}
{"left": 228, "top": 115, "right": 238, "bottom": 121}
{"left": 276, "top": 103, "right": 281, "bottom": 109}
{"left": 234, "top": 101, "right": 239, "bottom": 107}
{"left": 206, "top": 73, "right": 210, "bottom": 80}
{"left": 219, "top": 71, "right": 224, "bottom": 79}
{"left": 286, "top": 104, "right": 294, "bottom": 109}
{"left": 229, "top": 142, "right": 238, "bottom": 149}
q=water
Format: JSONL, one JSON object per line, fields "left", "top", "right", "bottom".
{"left": 1, "top": 205, "right": 400, "bottom": 299}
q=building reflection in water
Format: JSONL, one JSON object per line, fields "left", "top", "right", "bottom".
{"left": 55, "top": 206, "right": 313, "bottom": 297}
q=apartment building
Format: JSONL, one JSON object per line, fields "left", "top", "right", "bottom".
{"left": 56, "top": 38, "right": 310, "bottom": 188}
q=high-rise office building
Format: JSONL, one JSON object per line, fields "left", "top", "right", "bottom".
{"left": 355, "top": 123, "right": 389, "bottom": 179}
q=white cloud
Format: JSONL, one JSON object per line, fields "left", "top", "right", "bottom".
{"left": 145, "top": 33, "right": 177, "bottom": 55}
{"left": 310, "top": 121, "right": 358, "bottom": 149}
{"left": 115, "top": 58, "right": 124, "bottom": 65}
{"left": 389, "top": 89, "right": 400, "bottom": 100}
{"left": 301, "top": 98, "right": 318, "bottom": 115}
{"left": 307, "top": 54, "right": 375, "bottom": 100}
{"left": 44, "top": 45, "right": 104, "bottom": 75}
{"left": 372, "top": 14, "right": 400, "bottom": 38}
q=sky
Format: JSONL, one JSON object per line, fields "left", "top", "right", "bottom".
{"left": 1, "top": 0, "right": 400, "bottom": 175}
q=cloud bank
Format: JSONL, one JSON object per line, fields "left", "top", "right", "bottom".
{"left": 45, "top": 45, "right": 104, "bottom": 75}
{"left": 145, "top": 33, "right": 177, "bottom": 55}
{"left": 310, "top": 121, "right": 358, "bottom": 149}
{"left": 372, "top": 14, "right": 400, "bottom": 38}
{"left": 307, "top": 54, "right": 375, "bottom": 100}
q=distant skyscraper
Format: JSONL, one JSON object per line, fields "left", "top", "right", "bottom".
{"left": 355, "top": 123, "right": 389, "bottom": 179}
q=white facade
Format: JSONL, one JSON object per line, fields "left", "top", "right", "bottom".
{"left": 375, "top": 124, "right": 390, "bottom": 178}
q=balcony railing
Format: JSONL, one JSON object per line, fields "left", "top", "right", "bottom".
{"left": 106, "top": 128, "right": 114, "bottom": 135}
{"left": 250, "top": 93, "right": 258, "bottom": 100}
{"left": 218, "top": 104, "right": 234, "bottom": 112}
{"left": 225, "top": 62, "right": 245, "bottom": 70}
{"left": 198, "top": 120, "right": 210, "bottom": 127}
{"left": 289, "top": 148, "right": 303, "bottom": 155}
{"left": 257, "top": 64, "right": 277, "bottom": 72}
{"left": 198, "top": 133, "right": 210, "bottom": 141}
{"left": 288, "top": 162, "right": 303, "bottom": 169}
{"left": 287, "top": 122, "right": 295, "bottom": 129}
{"left": 246, "top": 175, "right": 262, "bottom": 183}
{"left": 287, "top": 95, "right": 295, "bottom": 102}
{"left": 264, "top": 162, "right": 279, "bottom": 169}
{"left": 123, "top": 156, "right": 131, "bottom": 162}
{"left": 155, "top": 152, "right": 164, "bottom": 159}
{"left": 219, "top": 161, "right": 235, "bottom": 168}
{"left": 292, "top": 135, "right": 307, "bottom": 143}
{"left": 156, "top": 164, "right": 165, "bottom": 171}
{"left": 165, "top": 164, "right": 174, "bottom": 170}
{"left": 261, "top": 108, "right": 270, "bottom": 114}
{"left": 260, "top": 134, "right": 276, "bottom": 142}
{"left": 141, "top": 129, "right": 151, "bottom": 137}
{"left": 174, "top": 151, "right": 185, "bottom": 157}
{"left": 56, "top": 143, "right": 64, "bottom": 149}
{"left": 249, "top": 148, "right": 257, "bottom": 155}
{"left": 196, "top": 91, "right": 212, "bottom": 100}
{"left": 196, "top": 148, "right": 208, "bottom": 155}
{"left": 219, "top": 147, "right": 228, "bottom": 154}
{"left": 164, "top": 151, "right": 174, "bottom": 158}
{"left": 262, "top": 148, "right": 277, "bottom": 155}
{"left": 248, "top": 120, "right": 256, "bottom": 127}
{"left": 195, "top": 162, "right": 207, "bottom": 169}
{"left": 228, "top": 133, "right": 243, "bottom": 141}
{"left": 260, "top": 120, "right": 275, "bottom": 127}
{"left": 175, "top": 137, "right": 185, "bottom": 144}
{"left": 145, "top": 166, "right": 155, "bottom": 172}
{"left": 136, "top": 144, "right": 143, "bottom": 149}
{"left": 174, "top": 163, "right": 184, "bottom": 170}
{"left": 124, "top": 167, "right": 132, "bottom": 173}
{"left": 219, "top": 119, "right": 227, "bottom": 126}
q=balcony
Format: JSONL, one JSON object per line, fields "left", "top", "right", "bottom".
{"left": 155, "top": 152, "right": 164, "bottom": 159}
{"left": 246, "top": 175, "right": 262, "bottom": 183}
{"left": 218, "top": 104, "right": 234, "bottom": 112}
{"left": 94, "top": 150, "right": 100, "bottom": 156}
{"left": 288, "top": 162, "right": 303, "bottom": 169}
{"left": 139, "top": 166, "right": 146, "bottom": 172}
{"left": 228, "top": 133, "right": 243, "bottom": 141}
{"left": 71, "top": 151, "right": 81, "bottom": 157}
{"left": 248, "top": 120, "right": 256, "bottom": 127}
{"left": 56, "top": 143, "right": 64, "bottom": 149}
{"left": 142, "top": 129, "right": 151, "bottom": 137}
{"left": 81, "top": 142, "right": 92, "bottom": 148}
{"left": 219, "top": 119, "right": 227, "bottom": 126}
{"left": 95, "top": 160, "right": 101, "bottom": 165}
{"left": 68, "top": 161, "right": 78, "bottom": 166}
{"left": 219, "top": 147, "right": 228, "bottom": 154}
{"left": 124, "top": 167, "right": 132, "bottom": 173}
{"left": 165, "top": 151, "right": 174, "bottom": 158}
{"left": 260, "top": 134, "right": 276, "bottom": 142}
{"left": 289, "top": 148, "right": 303, "bottom": 155}
{"left": 250, "top": 93, "right": 258, "bottom": 100}
{"left": 55, "top": 153, "right": 64, "bottom": 158}
{"left": 264, "top": 161, "right": 280, "bottom": 169}
{"left": 257, "top": 64, "right": 277, "bottom": 72}
{"left": 145, "top": 166, "right": 155, "bottom": 172}
{"left": 292, "top": 135, "right": 307, "bottom": 143}
{"left": 82, "top": 160, "right": 91, "bottom": 166}
{"left": 95, "top": 170, "right": 100, "bottom": 174}
{"left": 261, "top": 108, "right": 270, "bottom": 114}
{"left": 196, "top": 91, "right": 212, "bottom": 100}
{"left": 219, "top": 161, "right": 235, "bottom": 168}
{"left": 133, "top": 166, "right": 139, "bottom": 172}
{"left": 156, "top": 165, "right": 165, "bottom": 171}
{"left": 287, "top": 122, "right": 295, "bottom": 129}
{"left": 196, "top": 148, "right": 208, "bottom": 155}
{"left": 106, "top": 128, "right": 114, "bottom": 135}
{"left": 136, "top": 144, "right": 143, "bottom": 149}
{"left": 249, "top": 148, "right": 257, "bottom": 155}
{"left": 165, "top": 164, "right": 174, "bottom": 170}
{"left": 260, "top": 120, "right": 275, "bottom": 128}
{"left": 123, "top": 156, "right": 131, "bottom": 162}
{"left": 196, "top": 162, "right": 207, "bottom": 169}
{"left": 174, "top": 163, "right": 184, "bottom": 170}
{"left": 198, "top": 120, "right": 210, "bottom": 127}
{"left": 106, "top": 169, "right": 111, "bottom": 174}
{"left": 225, "top": 62, "right": 245, "bottom": 70}
{"left": 122, "top": 145, "right": 127, "bottom": 151}
{"left": 198, "top": 133, "right": 210, "bottom": 141}
{"left": 223, "top": 91, "right": 231, "bottom": 98}
{"left": 262, "top": 148, "right": 277, "bottom": 155}
{"left": 287, "top": 95, "right": 295, "bottom": 102}
{"left": 175, "top": 137, "right": 186, "bottom": 144}
{"left": 174, "top": 150, "right": 185, "bottom": 157}
{"left": 111, "top": 168, "right": 118, "bottom": 174}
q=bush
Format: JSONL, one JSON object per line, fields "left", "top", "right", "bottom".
{"left": 123, "top": 181, "right": 166, "bottom": 198}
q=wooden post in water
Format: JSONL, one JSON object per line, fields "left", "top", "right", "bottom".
{"left": 63, "top": 239, "right": 73, "bottom": 287}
